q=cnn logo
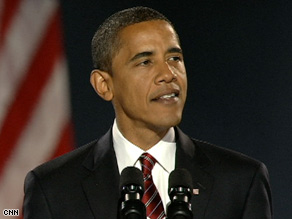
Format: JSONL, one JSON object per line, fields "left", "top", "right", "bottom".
{"left": 3, "top": 209, "right": 19, "bottom": 216}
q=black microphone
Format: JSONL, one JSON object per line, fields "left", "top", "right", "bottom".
{"left": 166, "top": 168, "right": 193, "bottom": 219}
{"left": 119, "top": 167, "right": 146, "bottom": 219}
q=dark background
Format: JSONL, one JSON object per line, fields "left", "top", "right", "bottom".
{"left": 60, "top": 0, "right": 292, "bottom": 218}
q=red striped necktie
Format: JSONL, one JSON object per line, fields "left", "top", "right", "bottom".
{"left": 139, "top": 153, "right": 166, "bottom": 219}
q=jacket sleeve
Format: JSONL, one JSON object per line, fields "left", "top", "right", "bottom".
{"left": 23, "top": 171, "right": 52, "bottom": 219}
{"left": 242, "top": 162, "right": 273, "bottom": 219}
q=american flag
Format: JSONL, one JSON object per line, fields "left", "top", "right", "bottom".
{"left": 0, "top": 1, "right": 74, "bottom": 218}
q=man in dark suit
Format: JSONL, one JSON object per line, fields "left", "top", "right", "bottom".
{"left": 23, "top": 7, "right": 272, "bottom": 219}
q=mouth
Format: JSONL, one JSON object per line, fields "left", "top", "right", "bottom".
{"left": 151, "top": 89, "right": 180, "bottom": 102}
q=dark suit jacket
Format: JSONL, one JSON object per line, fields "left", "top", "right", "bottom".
{"left": 23, "top": 127, "right": 272, "bottom": 219}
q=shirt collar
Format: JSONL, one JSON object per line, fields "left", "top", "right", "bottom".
{"left": 112, "top": 119, "right": 176, "bottom": 173}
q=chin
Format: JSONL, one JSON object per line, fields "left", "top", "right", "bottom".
{"left": 153, "top": 114, "right": 182, "bottom": 130}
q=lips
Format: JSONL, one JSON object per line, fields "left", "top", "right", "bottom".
{"left": 159, "top": 93, "right": 177, "bottom": 99}
{"left": 151, "top": 88, "right": 180, "bottom": 101}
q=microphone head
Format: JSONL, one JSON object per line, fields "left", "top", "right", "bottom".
{"left": 167, "top": 169, "right": 193, "bottom": 218}
{"left": 119, "top": 167, "right": 147, "bottom": 218}
{"left": 119, "top": 166, "right": 144, "bottom": 192}
{"left": 168, "top": 168, "right": 193, "bottom": 193}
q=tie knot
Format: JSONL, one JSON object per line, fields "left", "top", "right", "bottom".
{"left": 139, "top": 153, "right": 157, "bottom": 174}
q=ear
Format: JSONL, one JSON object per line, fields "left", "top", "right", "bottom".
{"left": 90, "top": 69, "right": 113, "bottom": 101}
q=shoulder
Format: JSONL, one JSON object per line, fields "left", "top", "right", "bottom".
{"left": 29, "top": 139, "right": 98, "bottom": 180}
{"left": 191, "top": 138, "right": 267, "bottom": 176}
{"left": 187, "top": 139, "right": 272, "bottom": 218}
{"left": 190, "top": 138, "right": 271, "bottom": 205}
{"left": 175, "top": 127, "right": 266, "bottom": 174}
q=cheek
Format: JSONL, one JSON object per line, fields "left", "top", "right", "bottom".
{"left": 131, "top": 83, "right": 149, "bottom": 104}
{"left": 121, "top": 81, "right": 147, "bottom": 105}
{"left": 173, "top": 64, "right": 187, "bottom": 82}
{"left": 178, "top": 73, "right": 187, "bottom": 91}
{"left": 113, "top": 71, "right": 154, "bottom": 107}
{"left": 183, "top": 75, "right": 188, "bottom": 91}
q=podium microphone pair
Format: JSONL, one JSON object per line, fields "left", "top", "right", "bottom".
{"left": 119, "top": 167, "right": 193, "bottom": 219}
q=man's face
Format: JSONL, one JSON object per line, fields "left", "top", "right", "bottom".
{"left": 111, "top": 20, "right": 187, "bottom": 132}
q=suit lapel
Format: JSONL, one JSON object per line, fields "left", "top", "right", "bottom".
{"left": 175, "top": 127, "right": 214, "bottom": 218}
{"left": 80, "top": 127, "right": 214, "bottom": 218}
{"left": 81, "top": 129, "right": 120, "bottom": 218}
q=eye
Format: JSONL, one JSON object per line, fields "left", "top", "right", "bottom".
{"left": 168, "top": 55, "right": 182, "bottom": 62}
{"left": 138, "top": 59, "right": 152, "bottom": 66}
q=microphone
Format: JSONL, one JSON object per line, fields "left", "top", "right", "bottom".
{"left": 166, "top": 168, "right": 193, "bottom": 219}
{"left": 119, "top": 167, "right": 146, "bottom": 219}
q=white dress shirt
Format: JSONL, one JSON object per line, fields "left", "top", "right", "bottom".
{"left": 112, "top": 119, "right": 176, "bottom": 211}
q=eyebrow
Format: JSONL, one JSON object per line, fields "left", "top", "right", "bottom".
{"left": 167, "top": 47, "right": 183, "bottom": 54}
{"left": 129, "top": 51, "right": 153, "bottom": 63}
{"left": 128, "top": 47, "right": 183, "bottom": 63}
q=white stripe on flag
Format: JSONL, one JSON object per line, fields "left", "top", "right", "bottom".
{"left": 0, "top": 57, "right": 71, "bottom": 213}
{"left": 0, "top": 0, "right": 57, "bottom": 129}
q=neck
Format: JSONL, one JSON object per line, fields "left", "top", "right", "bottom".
{"left": 115, "top": 120, "right": 170, "bottom": 151}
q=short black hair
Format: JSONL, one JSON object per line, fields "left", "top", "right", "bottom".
{"left": 91, "top": 6, "right": 175, "bottom": 73}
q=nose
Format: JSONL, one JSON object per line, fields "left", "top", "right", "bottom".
{"left": 155, "top": 62, "right": 177, "bottom": 84}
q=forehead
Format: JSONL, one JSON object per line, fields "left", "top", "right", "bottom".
{"left": 117, "top": 20, "right": 179, "bottom": 48}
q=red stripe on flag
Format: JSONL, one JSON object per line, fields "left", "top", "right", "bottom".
{"left": 0, "top": 0, "right": 22, "bottom": 44}
{"left": 0, "top": 9, "right": 63, "bottom": 176}
{"left": 51, "top": 121, "right": 75, "bottom": 159}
